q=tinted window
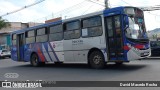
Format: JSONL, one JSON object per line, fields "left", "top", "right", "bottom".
{"left": 64, "top": 30, "right": 81, "bottom": 40}
{"left": 12, "top": 34, "right": 16, "bottom": 40}
{"left": 36, "top": 35, "right": 48, "bottom": 42}
{"left": 27, "top": 30, "right": 35, "bottom": 37}
{"left": 83, "top": 16, "right": 101, "bottom": 28}
{"left": 12, "top": 34, "right": 17, "bottom": 45}
{"left": 37, "top": 28, "right": 46, "bottom": 35}
{"left": 115, "top": 16, "right": 120, "bottom": 28}
{"left": 64, "top": 20, "right": 81, "bottom": 40}
{"left": 12, "top": 40, "right": 16, "bottom": 45}
{"left": 50, "top": 24, "right": 63, "bottom": 33}
{"left": 88, "top": 26, "right": 102, "bottom": 37}
{"left": 26, "top": 37, "right": 35, "bottom": 44}
{"left": 25, "top": 30, "right": 35, "bottom": 44}
{"left": 106, "top": 18, "right": 113, "bottom": 37}
{"left": 114, "top": 16, "right": 121, "bottom": 37}
{"left": 49, "top": 33, "right": 63, "bottom": 41}
{"left": 66, "top": 21, "right": 80, "bottom": 30}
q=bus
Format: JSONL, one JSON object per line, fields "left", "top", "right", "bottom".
{"left": 11, "top": 6, "right": 151, "bottom": 69}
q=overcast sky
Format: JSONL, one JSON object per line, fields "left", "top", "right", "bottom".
{"left": 0, "top": 0, "right": 160, "bottom": 31}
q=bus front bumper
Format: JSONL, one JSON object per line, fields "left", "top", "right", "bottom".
{"left": 127, "top": 48, "right": 151, "bottom": 61}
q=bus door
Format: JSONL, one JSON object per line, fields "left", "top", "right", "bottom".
{"left": 17, "top": 33, "right": 24, "bottom": 61}
{"left": 105, "top": 15, "right": 124, "bottom": 61}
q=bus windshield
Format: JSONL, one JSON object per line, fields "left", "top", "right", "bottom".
{"left": 125, "top": 8, "right": 148, "bottom": 40}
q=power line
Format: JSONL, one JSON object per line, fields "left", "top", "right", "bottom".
{"left": 0, "top": 0, "right": 45, "bottom": 17}
{"left": 50, "top": 0, "right": 105, "bottom": 18}
{"left": 54, "top": 0, "right": 87, "bottom": 15}
{"left": 82, "top": 5, "right": 94, "bottom": 15}
{"left": 30, "top": 0, "right": 88, "bottom": 22}
{"left": 86, "top": 0, "right": 105, "bottom": 7}
{"left": 30, "top": 0, "right": 110, "bottom": 23}
{"left": 120, "top": 0, "right": 132, "bottom": 6}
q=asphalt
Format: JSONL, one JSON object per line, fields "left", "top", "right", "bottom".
{"left": 0, "top": 58, "right": 160, "bottom": 90}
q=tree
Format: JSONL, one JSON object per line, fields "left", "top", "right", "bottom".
{"left": 0, "top": 17, "right": 10, "bottom": 30}
{"left": 152, "top": 34, "right": 157, "bottom": 39}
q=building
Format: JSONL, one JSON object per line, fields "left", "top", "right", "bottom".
{"left": 0, "top": 22, "right": 42, "bottom": 50}
{"left": 0, "top": 32, "right": 10, "bottom": 50}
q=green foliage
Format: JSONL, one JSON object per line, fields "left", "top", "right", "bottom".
{"left": 152, "top": 34, "right": 157, "bottom": 39}
{"left": 0, "top": 17, "right": 10, "bottom": 30}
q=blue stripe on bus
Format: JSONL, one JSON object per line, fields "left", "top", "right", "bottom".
{"left": 43, "top": 43, "right": 53, "bottom": 62}
{"left": 110, "top": 58, "right": 117, "bottom": 60}
{"left": 48, "top": 42, "right": 60, "bottom": 62}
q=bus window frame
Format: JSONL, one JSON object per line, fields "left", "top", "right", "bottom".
{"left": 12, "top": 34, "right": 17, "bottom": 45}
{"left": 63, "top": 20, "right": 81, "bottom": 40}
{"left": 49, "top": 24, "right": 63, "bottom": 41}
{"left": 35, "top": 27, "right": 48, "bottom": 43}
{"left": 25, "top": 30, "right": 36, "bottom": 44}
{"left": 81, "top": 15, "right": 103, "bottom": 38}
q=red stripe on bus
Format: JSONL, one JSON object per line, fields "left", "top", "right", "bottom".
{"left": 37, "top": 46, "right": 45, "bottom": 62}
{"left": 134, "top": 45, "right": 144, "bottom": 49}
{"left": 123, "top": 45, "right": 130, "bottom": 50}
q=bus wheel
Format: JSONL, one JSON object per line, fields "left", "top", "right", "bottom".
{"left": 30, "top": 54, "right": 44, "bottom": 67}
{"left": 89, "top": 51, "right": 105, "bottom": 69}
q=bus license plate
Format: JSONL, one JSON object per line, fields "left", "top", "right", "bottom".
{"left": 143, "top": 52, "right": 148, "bottom": 56}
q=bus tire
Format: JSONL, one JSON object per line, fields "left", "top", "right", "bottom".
{"left": 30, "top": 53, "right": 45, "bottom": 67}
{"left": 89, "top": 51, "right": 105, "bottom": 69}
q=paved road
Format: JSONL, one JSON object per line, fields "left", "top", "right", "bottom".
{"left": 0, "top": 58, "right": 160, "bottom": 90}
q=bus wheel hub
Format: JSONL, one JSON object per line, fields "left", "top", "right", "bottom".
{"left": 93, "top": 55, "right": 101, "bottom": 64}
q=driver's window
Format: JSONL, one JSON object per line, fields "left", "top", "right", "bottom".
{"left": 115, "top": 16, "right": 120, "bottom": 28}
{"left": 128, "top": 17, "right": 134, "bottom": 29}
{"left": 114, "top": 16, "right": 121, "bottom": 37}
{"left": 106, "top": 18, "right": 113, "bottom": 37}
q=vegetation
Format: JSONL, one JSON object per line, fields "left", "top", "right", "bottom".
{"left": 152, "top": 34, "right": 157, "bottom": 39}
{"left": 0, "top": 17, "right": 10, "bottom": 30}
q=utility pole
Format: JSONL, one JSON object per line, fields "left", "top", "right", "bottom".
{"left": 105, "top": 0, "right": 109, "bottom": 9}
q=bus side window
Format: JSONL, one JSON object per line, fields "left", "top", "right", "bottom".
{"left": 64, "top": 20, "right": 81, "bottom": 40}
{"left": 25, "top": 30, "right": 35, "bottom": 44}
{"left": 82, "top": 16, "right": 102, "bottom": 37}
{"left": 114, "top": 16, "right": 121, "bottom": 37}
{"left": 12, "top": 34, "right": 17, "bottom": 45}
{"left": 36, "top": 28, "right": 48, "bottom": 43}
{"left": 106, "top": 18, "right": 113, "bottom": 37}
{"left": 49, "top": 24, "right": 63, "bottom": 41}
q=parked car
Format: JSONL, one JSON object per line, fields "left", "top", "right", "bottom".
{"left": 150, "top": 41, "right": 160, "bottom": 56}
{"left": 0, "top": 49, "right": 11, "bottom": 59}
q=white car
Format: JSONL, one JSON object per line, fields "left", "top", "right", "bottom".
{"left": 0, "top": 50, "right": 11, "bottom": 58}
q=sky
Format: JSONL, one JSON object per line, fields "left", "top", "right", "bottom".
{"left": 0, "top": 0, "right": 160, "bottom": 31}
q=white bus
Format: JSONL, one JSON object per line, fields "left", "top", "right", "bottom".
{"left": 11, "top": 6, "right": 151, "bottom": 69}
